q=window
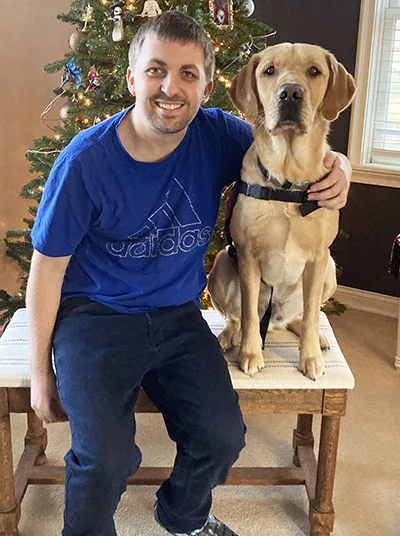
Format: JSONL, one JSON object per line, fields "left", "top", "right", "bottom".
{"left": 348, "top": 0, "right": 400, "bottom": 187}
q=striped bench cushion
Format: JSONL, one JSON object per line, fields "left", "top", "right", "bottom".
{"left": 0, "top": 308, "right": 354, "bottom": 390}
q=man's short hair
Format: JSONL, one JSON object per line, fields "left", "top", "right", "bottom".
{"left": 128, "top": 11, "right": 215, "bottom": 82}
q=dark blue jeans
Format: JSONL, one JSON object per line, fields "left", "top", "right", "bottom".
{"left": 53, "top": 299, "right": 246, "bottom": 536}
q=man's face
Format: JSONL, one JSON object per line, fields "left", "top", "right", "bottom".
{"left": 127, "top": 36, "right": 213, "bottom": 135}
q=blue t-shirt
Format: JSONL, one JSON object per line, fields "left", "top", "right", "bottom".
{"left": 31, "top": 106, "right": 253, "bottom": 313}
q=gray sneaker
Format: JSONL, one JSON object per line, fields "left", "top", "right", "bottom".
{"left": 154, "top": 502, "right": 239, "bottom": 536}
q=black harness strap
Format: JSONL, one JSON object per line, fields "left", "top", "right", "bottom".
{"left": 225, "top": 182, "right": 240, "bottom": 262}
{"left": 260, "top": 287, "right": 273, "bottom": 350}
{"left": 238, "top": 180, "right": 320, "bottom": 216}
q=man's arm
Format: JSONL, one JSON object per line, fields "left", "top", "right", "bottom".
{"left": 27, "top": 249, "right": 71, "bottom": 423}
{"left": 307, "top": 151, "right": 352, "bottom": 210}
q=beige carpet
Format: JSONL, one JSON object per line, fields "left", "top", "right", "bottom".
{"left": 10, "top": 308, "right": 400, "bottom": 535}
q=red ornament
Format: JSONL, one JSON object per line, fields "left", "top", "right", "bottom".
{"left": 86, "top": 66, "right": 100, "bottom": 92}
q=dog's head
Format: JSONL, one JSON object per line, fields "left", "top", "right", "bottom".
{"left": 229, "top": 43, "right": 356, "bottom": 135}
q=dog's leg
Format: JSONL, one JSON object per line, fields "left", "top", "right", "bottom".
{"left": 218, "top": 317, "right": 242, "bottom": 352}
{"left": 208, "top": 249, "right": 242, "bottom": 351}
{"left": 299, "top": 252, "right": 330, "bottom": 380}
{"left": 237, "top": 249, "right": 264, "bottom": 376}
{"left": 287, "top": 315, "right": 330, "bottom": 350}
{"left": 286, "top": 256, "right": 337, "bottom": 353}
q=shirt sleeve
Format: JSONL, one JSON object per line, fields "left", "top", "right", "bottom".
{"left": 31, "top": 152, "right": 97, "bottom": 257}
{"left": 218, "top": 111, "right": 253, "bottom": 187}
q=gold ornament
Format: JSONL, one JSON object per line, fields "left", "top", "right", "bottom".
{"left": 69, "top": 29, "right": 88, "bottom": 53}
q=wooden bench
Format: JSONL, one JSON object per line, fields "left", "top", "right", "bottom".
{"left": 0, "top": 309, "right": 354, "bottom": 536}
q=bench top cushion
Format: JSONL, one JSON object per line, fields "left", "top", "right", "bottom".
{"left": 0, "top": 308, "right": 354, "bottom": 390}
{"left": 201, "top": 310, "right": 355, "bottom": 390}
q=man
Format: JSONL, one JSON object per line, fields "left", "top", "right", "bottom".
{"left": 27, "top": 11, "right": 351, "bottom": 536}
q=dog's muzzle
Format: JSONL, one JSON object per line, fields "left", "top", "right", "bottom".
{"left": 277, "top": 83, "right": 304, "bottom": 123}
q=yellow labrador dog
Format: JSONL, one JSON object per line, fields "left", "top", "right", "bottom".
{"left": 208, "top": 43, "right": 356, "bottom": 380}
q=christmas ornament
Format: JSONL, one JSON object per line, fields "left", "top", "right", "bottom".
{"left": 60, "top": 101, "right": 73, "bottom": 123}
{"left": 65, "top": 59, "right": 82, "bottom": 89}
{"left": 247, "top": 0, "right": 255, "bottom": 16}
{"left": 110, "top": 2, "right": 124, "bottom": 42}
{"left": 210, "top": 0, "right": 232, "bottom": 27}
{"left": 86, "top": 65, "right": 100, "bottom": 92}
{"left": 139, "top": 0, "right": 162, "bottom": 18}
{"left": 54, "top": 59, "right": 82, "bottom": 94}
{"left": 82, "top": 4, "right": 94, "bottom": 31}
{"left": 240, "top": 42, "right": 252, "bottom": 59}
{"left": 69, "top": 28, "right": 88, "bottom": 53}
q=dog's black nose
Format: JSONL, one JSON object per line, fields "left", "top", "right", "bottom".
{"left": 278, "top": 84, "right": 304, "bottom": 103}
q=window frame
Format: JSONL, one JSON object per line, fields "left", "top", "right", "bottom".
{"left": 348, "top": 0, "right": 400, "bottom": 188}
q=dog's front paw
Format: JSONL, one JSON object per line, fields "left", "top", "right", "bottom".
{"left": 218, "top": 327, "right": 240, "bottom": 352}
{"left": 319, "top": 332, "right": 330, "bottom": 350}
{"left": 299, "top": 355, "right": 325, "bottom": 381}
{"left": 240, "top": 350, "right": 265, "bottom": 377}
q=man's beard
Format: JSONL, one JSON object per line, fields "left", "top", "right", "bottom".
{"left": 145, "top": 93, "right": 196, "bottom": 134}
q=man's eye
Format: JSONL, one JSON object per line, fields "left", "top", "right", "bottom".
{"left": 182, "top": 71, "right": 197, "bottom": 79}
{"left": 147, "top": 67, "right": 164, "bottom": 75}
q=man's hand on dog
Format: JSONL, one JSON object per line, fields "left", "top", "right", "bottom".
{"left": 307, "top": 151, "right": 351, "bottom": 210}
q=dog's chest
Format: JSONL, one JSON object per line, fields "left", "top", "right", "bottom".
{"left": 230, "top": 198, "right": 310, "bottom": 286}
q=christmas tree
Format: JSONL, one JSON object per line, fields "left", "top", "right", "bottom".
{"left": 0, "top": 0, "right": 272, "bottom": 325}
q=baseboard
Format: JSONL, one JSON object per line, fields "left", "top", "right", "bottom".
{"left": 334, "top": 285, "right": 399, "bottom": 318}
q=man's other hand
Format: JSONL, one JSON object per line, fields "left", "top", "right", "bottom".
{"left": 30, "top": 369, "right": 69, "bottom": 423}
{"left": 307, "top": 150, "right": 352, "bottom": 210}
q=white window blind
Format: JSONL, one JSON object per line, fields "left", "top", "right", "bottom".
{"left": 368, "top": 0, "right": 400, "bottom": 167}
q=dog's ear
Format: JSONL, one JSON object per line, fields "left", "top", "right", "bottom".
{"left": 229, "top": 53, "right": 262, "bottom": 124}
{"left": 321, "top": 52, "right": 356, "bottom": 121}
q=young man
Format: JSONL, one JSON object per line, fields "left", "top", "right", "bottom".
{"left": 27, "top": 11, "right": 352, "bottom": 536}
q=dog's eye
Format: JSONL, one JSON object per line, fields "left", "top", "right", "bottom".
{"left": 309, "top": 66, "right": 321, "bottom": 77}
{"left": 264, "top": 66, "right": 275, "bottom": 76}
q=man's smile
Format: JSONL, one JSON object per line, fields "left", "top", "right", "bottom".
{"left": 155, "top": 101, "right": 184, "bottom": 111}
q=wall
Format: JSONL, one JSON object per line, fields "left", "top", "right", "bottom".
{"left": 0, "top": 0, "right": 72, "bottom": 293}
{"left": 255, "top": 0, "right": 399, "bottom": 297}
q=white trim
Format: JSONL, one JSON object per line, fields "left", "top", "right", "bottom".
{"left": 348, "top": 0, "right": 378, "bottom": 168}
{"left": 348, "top": 0, "right": 400, "bottom": 186}
{"left": 351, "top": 166, "right": 400, "bottom": 187}
{"left": 334, "top": 285, "right": 399, "bottom": 318}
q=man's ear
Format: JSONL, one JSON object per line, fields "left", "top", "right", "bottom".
{"left": 202, "top": 79, "right": 214, "bottom": 104}
{"left": 228, "top": 53, "right": 262, "bottom": 124}
{"left": 321, "top": 53, "right": 356, "bottom": 121}
{"left": 126, "top": 66, "right": 136, "bottom": 97}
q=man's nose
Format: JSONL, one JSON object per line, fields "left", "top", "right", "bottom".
{"left": 161, "top": 73, "right": 180, "bottom": 97}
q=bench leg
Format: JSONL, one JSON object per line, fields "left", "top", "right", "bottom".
{"left": 309, "top": 415, "right": 340, "bottom": 536}
{"left": 0, "top": 389, "right": 20, "bottom": 535}
{"left": 25, "top": 412, "right": 48, "bottom": 465}
{"left": 293, "top": 414, "right": 314, "bottom": 467}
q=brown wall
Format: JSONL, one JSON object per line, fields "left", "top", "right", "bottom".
{"left": 0, "top": 0, "right": 72, "bottom": 293}
{"left": 256, "top": 0, "right": 399, "bottom": 297}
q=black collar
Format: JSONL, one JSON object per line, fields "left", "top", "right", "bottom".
{"left": 239, "top": 156, "right": 327, "bottom": 217}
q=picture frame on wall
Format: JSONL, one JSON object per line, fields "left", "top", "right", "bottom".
{"left": 209, "top": 0, "right": 233, "bottom": 27}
